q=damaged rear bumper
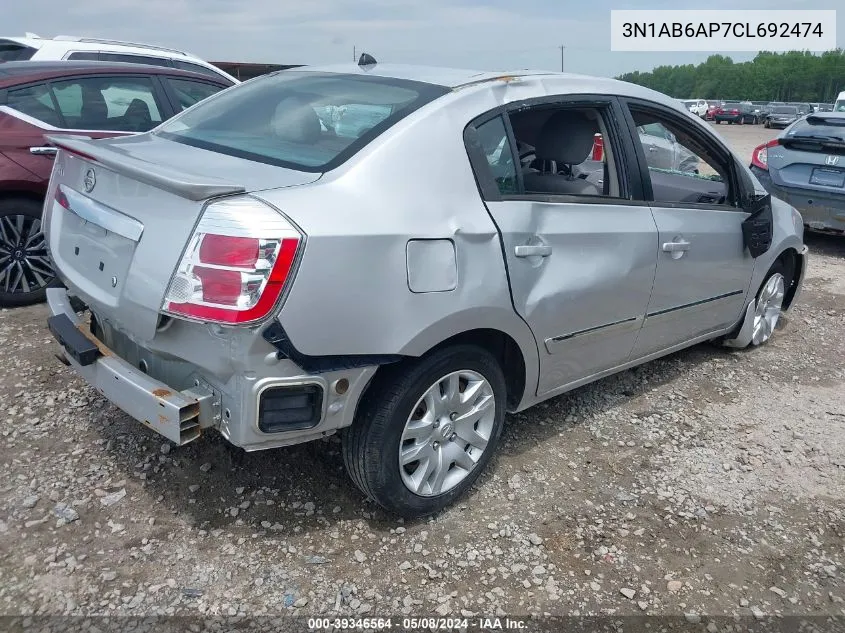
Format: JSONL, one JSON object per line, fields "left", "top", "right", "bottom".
{"left": 46, "top": 288, "right": 216, "bottom": 445}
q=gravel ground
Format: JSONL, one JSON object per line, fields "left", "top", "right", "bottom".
{"left": 1, "top": 124, "right": 844, "bottom": 625}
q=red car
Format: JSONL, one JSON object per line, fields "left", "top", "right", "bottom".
{"left": 0, "top": 61, "right": 233, "bottom": 306}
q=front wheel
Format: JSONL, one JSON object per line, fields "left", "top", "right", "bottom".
{"left": 0, "top": 198, "right": 58, "bottom": 308}
{"left": 342, "top": 345, "right": 506, "bottom": 518}
{"left": 751, "top": 262, "right": 791, "bottom": 345}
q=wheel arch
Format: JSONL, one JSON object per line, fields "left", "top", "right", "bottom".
{"left": 363, "top": 324, "right": 537, "bottom": 415}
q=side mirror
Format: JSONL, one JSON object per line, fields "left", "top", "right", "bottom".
{"left": 742, "top": 193, "right": 774, "bottom": 258}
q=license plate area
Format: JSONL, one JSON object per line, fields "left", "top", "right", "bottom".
{"left": 56, "top": 210, "right": 135, "bottom": 298}
{"left": 809, "top": 167, "right": 845, "bottom": 188}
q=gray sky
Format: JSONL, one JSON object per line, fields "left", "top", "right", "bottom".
{"left": 4, "top": 0, "right": 843, "bottom": 77}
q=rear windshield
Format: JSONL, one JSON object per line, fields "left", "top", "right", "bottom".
{"left": 771, "top": 106, "right": 798, "bottom": 114}
{"left": 0, "top": 40, "right": 36, "bottom": 62}
{"left": 157, "top": 71, "right": 448, "bottom": 172}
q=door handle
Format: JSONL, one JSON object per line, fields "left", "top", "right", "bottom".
{"left": 662, "top": 240, "right": 690, "bottom": 253}
{"left": 30, "top": 146, "right": 57, "bottom": 155}
{"left": 515, "top": 244, "right": 552, "bottom": 258}
{"left": 647, "top": 146, "right": 657, "bottom": 152}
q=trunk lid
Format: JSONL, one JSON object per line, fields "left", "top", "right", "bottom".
{"left": 44, "top": 134, "right": 320, "bottom": 341}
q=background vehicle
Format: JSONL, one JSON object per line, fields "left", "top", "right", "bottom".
{"left": 0, "top": 33, "right": 236, "bottom": 83}
{"left": 42, "top": 63, "right": 805, "bottom": 517}
{"left": 835, "top": 91, "right": 845, "bottom": 111}
{"left": 764, "top": 105, "right": 801, "bottom": 129}
{"left": 681, "top": 98, "right": 707, "bottom": 117}
{"left": 714, "top": 101, "right": 757, "bottom": 124}
{"left": 751, "top": 111, "right": 845, "bottom": 234}
{"left": 0, "top": 61, "right": 233, "bottom": 306}
{"left": 636, "top": 122, "right": 699, "bottom": 172}
{"left": 817, "top": 103, "right": 835, "bottom": 112}
{"left": 788, "top": 102, "right": 813, "bottom": 116}
{"left": 705, "top": 100, "right": 722, "bottom": 121}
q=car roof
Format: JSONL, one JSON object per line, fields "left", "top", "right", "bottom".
{"left": 0, "top": 60, "right": 232, "bottom": 87}
{"left": 276, "top": 63, "right": 701, "bottom": 120}
{"left": 294, "top": 62, "right": 665, "bottom": 98}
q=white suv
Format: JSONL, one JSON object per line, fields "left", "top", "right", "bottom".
{"left": 0, "top": 33, "right": 237, "bottom": 83}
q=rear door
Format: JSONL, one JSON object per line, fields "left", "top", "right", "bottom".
{"left": 621, "top": 99, "right": 756, "bottom": 357}
{"left": 465, "top": 96, "right": 658, "bottom": 397}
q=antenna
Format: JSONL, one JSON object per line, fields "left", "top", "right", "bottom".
{"left": 358, "top": 53, "right": 377, "bottom": 70}
{"left": 559, "top": 45, "right": 565, "bottom": 72}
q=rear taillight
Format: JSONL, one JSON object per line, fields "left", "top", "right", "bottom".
{"left": 162, "top": 196, "right": 301, "bottom": 325}
{"left": 751, "top": 138, "right": 779, "bottom": 170}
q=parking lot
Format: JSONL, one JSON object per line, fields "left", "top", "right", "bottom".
{"left": 1, "top": 122, "right": 844, "bottom": 621}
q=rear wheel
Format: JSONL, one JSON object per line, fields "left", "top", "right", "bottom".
{"left": 342, "top": 345, "right": 506, "bottom": 518}
{"left": 0, "top": 198, "right": 57, "bottom": 308}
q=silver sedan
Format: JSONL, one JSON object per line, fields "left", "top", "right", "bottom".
{"left": 43, "top": 60, "right": 807, "bottom": 517}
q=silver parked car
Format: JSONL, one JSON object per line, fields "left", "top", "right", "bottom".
{"left": 43, "top": 61, "right": 808, "bottom": 517}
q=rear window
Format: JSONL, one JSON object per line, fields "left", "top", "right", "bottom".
{"left": 156, "top": 71, "right": 448, "bottom": 172}
{"left": 0, "top": 40, "right": 36, "bottom": 62}
{"left": 771, "top": 106, "right": 798, "bottom": 114}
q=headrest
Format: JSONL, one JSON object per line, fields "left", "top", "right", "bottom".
{"left": 271, "top": 97, "right": 321, "bottom": 144}
{"left": 534, "top": 110, "right": 598, "bottom": 164}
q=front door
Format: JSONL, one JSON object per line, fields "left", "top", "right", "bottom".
{"left": 466, "top": 99, "right": 658, "bottom": 397}
{"left": 623, "top": 102, "right": 756, "bottom": 358}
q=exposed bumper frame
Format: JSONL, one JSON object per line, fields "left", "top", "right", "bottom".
{"left": 46, "top": 288, "right": 215, "bottom": 445}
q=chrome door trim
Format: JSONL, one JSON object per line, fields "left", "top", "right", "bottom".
{"left": 59, "top": 184, "right": 144, "bottom": 242}
{"left": 646, "top": 289, "right": 744, "bottom": 320}
{"left": 545, "top": 315, "right": 643, "bottom": 354}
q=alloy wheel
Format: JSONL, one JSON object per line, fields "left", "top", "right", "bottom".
{"left": 398, "top": 370, "right": 496, "bottom": 497}
{"left": 751, "top": 273, "right": 785, "bottom": 345}
{"left": 0, "top": 213, "right": 55, "bottom": 297}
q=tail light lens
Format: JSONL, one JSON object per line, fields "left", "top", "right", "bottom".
{"left": 751, "top": 139, "right": 780, "bottom": 171}
{"left": 162, "top": 196, "right": 301, "bottom": 325}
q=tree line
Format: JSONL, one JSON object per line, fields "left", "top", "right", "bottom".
{"left": 616, "top": 50, "right": 845, "bottom": 103}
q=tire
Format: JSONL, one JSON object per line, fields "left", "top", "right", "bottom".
{"left": 738, "top": 117, "right": 744, "bottom": 125}
{"left": 342, "top": 345, "right": 507, "bottom": 518}
{"left": 750, "top": 259, "right": 794, "bottom": 346}
{"left": 0, "top": 198, "right": 58, "bottom": 308}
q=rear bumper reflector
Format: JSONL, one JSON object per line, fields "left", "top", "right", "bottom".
{"left": 258, "top": 385, "right": 324, "bottom": 433}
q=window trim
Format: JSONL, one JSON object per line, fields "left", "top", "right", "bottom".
{"left": 158, "top": 74, "right": 229, "bottom": 115}
{"left": 620, "top": 97, "right": 749, "bottom": 212}
{"left": 464, "top": 94, "right": 645, "bottom": 206}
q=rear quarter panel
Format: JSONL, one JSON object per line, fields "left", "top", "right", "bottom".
{"left": 257, "top": 86, "right": 539, "bottom": 390}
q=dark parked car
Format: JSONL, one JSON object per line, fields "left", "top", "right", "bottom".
{"left": 714, "top": 101, "right": 756, "bottom": 124}
{"left": 751, "top": 111, "right": 845, "bottom": 233}
{"left": 0, "top": 61, "right": 233, "bottom": 306}
{"left": 788, "top": 102, "right": 813, "bottom": 116}
{"left": 764, "top": 105, "right": 801, "bottom": 129}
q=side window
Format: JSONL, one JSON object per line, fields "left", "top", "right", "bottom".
{"left": 508, "top": 104, "right": 621, "bottom": 198}
{"left": 165, "top": 77, "right": 225, "bottom": 111}
{"left": 629, "top": 107, "right": 731, "bottom": 206}
{"left": 6, "top": 83, "right": 61, "bottom": 127}
{"left": 471, "top": 116, "right": 518, "bottom": 195}
{"left": 172, "top": 60, "right": 227, "bottom": 81}
{"left": 50, "top": 76, "right": 163, "bottom": 132}
{"left": 98, "top": 53, "right": 172, "bottom": 68}
{"left": 66, "top": 52, "right": 101, "bottom": 61}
